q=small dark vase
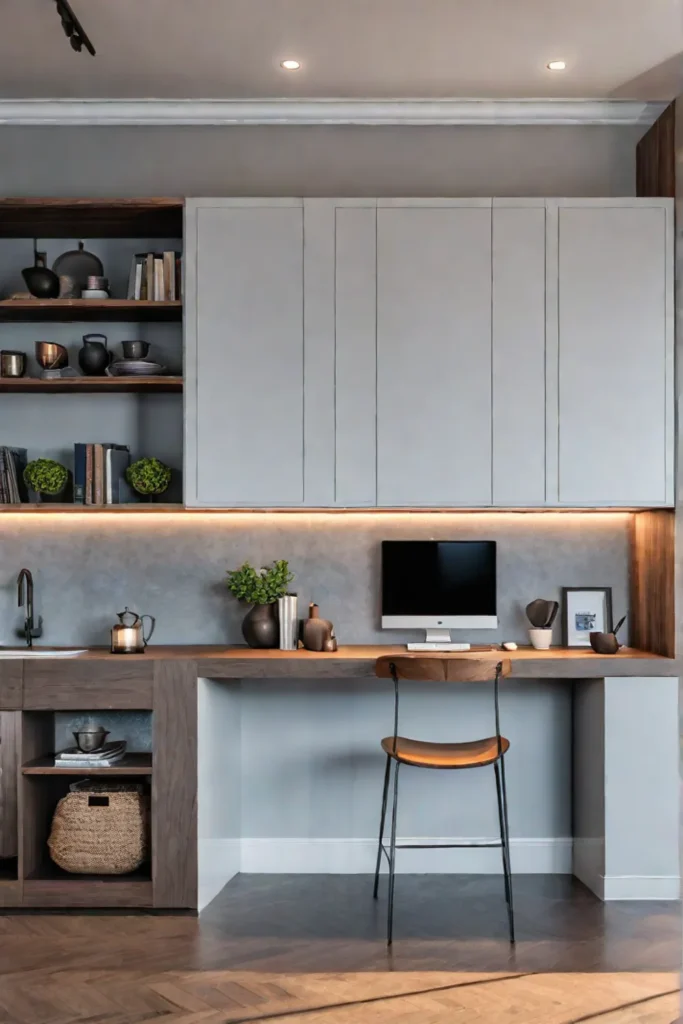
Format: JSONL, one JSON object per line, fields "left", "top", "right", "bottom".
{"left": 22, "top": 250, "right": 60, "bottom": 299}
{"left": 242, "top": 603, "right": 279, "bottom": 649}
{"left": 589, "top": 631, "right": 620, "bottom": 655}
{"left": 78, "top": 334, "right": 111, "bottom": 375}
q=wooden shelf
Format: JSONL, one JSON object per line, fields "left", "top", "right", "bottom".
{"left": 0, "top": 197, "right": 183, "bottom": 238}
{"left": 22, "top": 753, "right": 152, "bottom": 776}
{"left": 0, "top": 503, "right": 184, "bottom": 513}
{"left": 0, "top": 299, "right": 182, "bottom": 322}
{"left": 23, "top": 862, "right": 153, "bottom": 907}
{"left": 0, "top": 375, "right": 183, "bottom": 394}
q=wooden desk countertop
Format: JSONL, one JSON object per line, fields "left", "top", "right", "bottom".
{"left": 3, "top": 645, "right": 674, "bottom": 679}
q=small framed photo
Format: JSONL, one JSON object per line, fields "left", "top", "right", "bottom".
{"left": 562, "top": 587, "right": 613, "bottom": 648}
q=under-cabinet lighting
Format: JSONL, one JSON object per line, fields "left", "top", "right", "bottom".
{"left": 546, "top": 60, "right": 567, "bottom": 71}
{"left": 280, "top": 59, "right": 301, "bottom": 70}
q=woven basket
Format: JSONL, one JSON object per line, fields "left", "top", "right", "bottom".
{"left": 48, "top": 781, "right": 149, "bottom": 875}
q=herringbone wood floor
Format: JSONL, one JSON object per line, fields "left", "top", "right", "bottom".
{"left": 0, "top": 875, "right": 679, "bottom": 1023}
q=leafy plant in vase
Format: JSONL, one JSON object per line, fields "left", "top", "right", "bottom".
{"left": 126, "top": 457, "right": 172, "bottom": 502}
{"left": 24, "top": 458, "right": 69, "bottom": 503}
{"left": 226, "top": 560, "right": 295, "bottom": 648}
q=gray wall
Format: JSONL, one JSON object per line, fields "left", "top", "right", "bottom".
{"left": 0, "top": 124, "right": 638, "bottom": 197}
{"left": 0, "top": 511, "right": 630, "bottom": 648}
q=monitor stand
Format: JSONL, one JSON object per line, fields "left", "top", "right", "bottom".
{"left": 425, "top": 628, "right": 451, "bottom": 644}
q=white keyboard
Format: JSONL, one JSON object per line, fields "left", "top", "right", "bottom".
{"left": 406, "top": 642, "right": 472, "bottom": 652}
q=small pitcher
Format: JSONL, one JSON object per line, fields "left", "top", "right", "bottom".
{"left": 78, "top": 334, "right": 111, "bottom": 376}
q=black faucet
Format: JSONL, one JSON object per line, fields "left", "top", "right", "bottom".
{"left": 17, "top": 568, "right": 42, "bottom": 648}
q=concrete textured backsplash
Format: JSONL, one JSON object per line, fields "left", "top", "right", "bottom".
{"left": 0, "top": 511, "right": 630, "bottom": 647}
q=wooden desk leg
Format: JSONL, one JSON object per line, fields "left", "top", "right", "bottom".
{"left": 573, "top": 676, "right": 679, "bottom": 900}
{"left": 152, "top": 661, "right": 198, "bottom": 909}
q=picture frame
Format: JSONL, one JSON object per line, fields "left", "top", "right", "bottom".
{"left": 561, "top": 587, "right": 613, "bottom": 648}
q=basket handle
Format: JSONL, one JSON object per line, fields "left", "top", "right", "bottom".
{"left": 88, "top": 795, "right": 109, "bottom": 807}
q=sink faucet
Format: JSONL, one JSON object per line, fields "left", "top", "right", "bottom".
{"left": 17, "top": 568, "right": 42, "bottom": 648}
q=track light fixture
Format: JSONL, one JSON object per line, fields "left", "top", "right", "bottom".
{"left": 54, "top": 0, "right": 96, "bottom": 56}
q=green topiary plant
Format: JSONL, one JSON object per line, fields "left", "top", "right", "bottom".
{"left": 24, "top": 458, "right": 68, "bottom": 495}
{"left": 126, "top": 457, "right": 172, "bottom": 497}
{"left": 226, "top": 560, "right": 295, "bottom": 606}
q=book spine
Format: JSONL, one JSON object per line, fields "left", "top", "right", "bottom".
{"left": 175, "top": 253, "right": 182, "bottom": 300}
{"left": 0, "top": 449, "right": 8, "bottom": 504}
{"left": 93, "top": 444, "right": 104, "bottom": 505}
{"left": 126, "top": 255, "right": 137, "bottom": 300}
{"left": 145, "top": 253, "right": 155, "bottom": 302}
{"left": 85, "top": 444, "right": 93, "bottom": 505}
{"left": 134, "top": 260, "right": 143, "bottom": 300}
{"left": 154, "top": 256, "right": 164, "bottom": 301}
{"left": 163, "top": 251, "right": 175, "bottom": 300}
{"left": 73, "top": 443, "right": 87, "bottom": 504}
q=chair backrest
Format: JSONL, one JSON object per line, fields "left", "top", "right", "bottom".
{"left": 375, "top": 656, "right": 511, "bottom": 684}
{"left": 375, "top": 656, "right": 512, "bottom": 752}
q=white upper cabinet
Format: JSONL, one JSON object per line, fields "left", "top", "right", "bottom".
{"left": 185, "top": 197, "right": 673, "bottom": 509}
{"left": 553, "top": 200, "right": 673, "bottom": 506}
{"left": 376, "top": 202, "right": 493, "bottom": 506}
{"left": 185, "top": 199, "right": 306, "bottom": 507}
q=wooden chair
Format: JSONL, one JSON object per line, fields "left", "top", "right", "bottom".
{"left": 373, "top": 655, "right": 514, "bottom": 945}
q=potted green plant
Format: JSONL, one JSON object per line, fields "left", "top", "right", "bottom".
{"left": 226, "top": 560, "right": 295, "bottom": 648}
{"left": 23, "top": 458, "right": 69, "bottom": 502}
{"left": 126, "top": 457, "right": 172, "bottom": 501}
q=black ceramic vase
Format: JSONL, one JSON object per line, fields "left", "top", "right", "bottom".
{"left": 78, "top": 334, "right": 111, "bottom": 375}
{"left": 242, "top": 602, "right": 279, "bottom": 648}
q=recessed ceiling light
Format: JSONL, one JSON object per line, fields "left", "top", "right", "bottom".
{"left": 546, "top": 60, "right": 567, "bottom": 71}
{"left": 280, "top": 59, "right": 301, "bottom": 70}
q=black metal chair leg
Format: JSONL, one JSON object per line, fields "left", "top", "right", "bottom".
{"left": 387, "top": 760, "right": 400, "bottom": 946}
{"left": 373, "top": 754, "right": 392, "bottom": 898}
{"left": 497, "top": 755, "right": 515, "bottom": 944}
{"left": 494, "top": 761, "right": 511, "bottom": 901}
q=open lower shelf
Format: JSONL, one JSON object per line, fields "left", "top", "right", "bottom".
{"left": 22, "top": 861, "right": 153, "bottom": 907}
{"left": 0, "top": 375, "right": 183, "bottom": 393}
{"left": 26, "top": 861, "right": 151, "bottom": 883}
{"left": 23, "top": 753, "right": 152, "bottom": 775}
{"left": 0, "top": 299, "right": 182, "bottom": 322}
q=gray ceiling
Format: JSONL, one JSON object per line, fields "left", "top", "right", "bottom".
{"left": 2, "top": 0, "right": 682, "bottom": 100}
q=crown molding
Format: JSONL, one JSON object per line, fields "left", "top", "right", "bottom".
{"left": 0, "top": 98, "right": 667, "bottom": 127}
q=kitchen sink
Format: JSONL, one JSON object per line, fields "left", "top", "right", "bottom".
{"left": 0, "top": 648, "right": 88, "bottom": 658}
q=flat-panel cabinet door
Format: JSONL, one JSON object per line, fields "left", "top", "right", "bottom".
{"left": 376, "top": 204, "right": 493, "bottom": 506}
{"left": 185, "top": 200, "right": 305, "bottom": 506}
{"left": 556, "top": 203, "right": 673, "bottom": 506}
{"left": 492, "top": 204, "right": 547, "bottom": 505}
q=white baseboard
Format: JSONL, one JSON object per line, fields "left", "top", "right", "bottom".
{"left": 240, "top": 837, "right": 573, "bottom": 874}
{"left": 198, "top": 838, "right": 240, "bottom": 912}
{"left": 601, "top": 875, "right": 681, "bottom": 901}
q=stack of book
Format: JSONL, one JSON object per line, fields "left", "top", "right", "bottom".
{"left": 0, "top": 447, "right": 27, "bottom": 503}
{"left": 54, "top": 741, "right": 127, "bottom": 769}
{"left": 126, "top": 251, "right": 181, "bottom": 301}
{"left": 74, "top": 443, "right": 133, "bottom": 505}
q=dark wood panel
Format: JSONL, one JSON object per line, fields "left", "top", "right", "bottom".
{"left": 636, "top": 101, "right": 676, "bottom": 197}
{"left": 630, "top": 509, "right": 675, "bottom": 658}
{"left": 22, "top": 753, "right": 152, "bottom": 775}
{"left": 22, "top": 878, "right": 153, "bottom": 908}
{"left": 0, "top": 661, "right": 23, "bottom": 708}
{"left": 0, "top": 197, "right": 183, "bottom": 238}
{"left": 0, "top": 711, "right": 20, "bottom": 858}
{"left": 0, "top": 299, "right": 182, "bottom": 323}
{"left": 0, "top": 879, "right": 21, "bottom": 907}
{"left": 152, "top": 661, "right": 197, "bottom": 908}
{"left": 24, "top": 660, "right": 153, "bottom": 709}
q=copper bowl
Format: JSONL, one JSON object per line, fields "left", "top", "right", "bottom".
{"left": 35, "top": 341, "right": 68, "bottom": 370}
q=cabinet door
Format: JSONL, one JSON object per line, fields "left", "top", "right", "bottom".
{"left": 492, "top": 204, "right": 547, "bottom": 505}
{"left": 185, "top": 200, "right": 305, "bottom": 506}
{"left": 376, "top": 203, "right": 492, "bottom": 506}
{"left": 556, "top": 203, "right": 673, "bottom": 506}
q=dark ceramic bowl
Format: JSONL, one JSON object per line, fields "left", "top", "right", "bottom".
{"left": 589, "top": 631, "right": 620, "bottom": 655}
{"left": 22, "top": 266, "right": 60, "bottom": 299}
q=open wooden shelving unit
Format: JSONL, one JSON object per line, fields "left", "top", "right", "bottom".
{"left": 0, "top": 299, "right": 182, "bottom": 323}
{"left": 0, "top": 195, "right": 185, "bottom": 514}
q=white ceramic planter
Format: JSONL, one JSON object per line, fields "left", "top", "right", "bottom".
{"left": 529, "top": 628, "right": 553, "bottom": 650}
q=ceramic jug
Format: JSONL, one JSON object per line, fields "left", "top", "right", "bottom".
{"left": 78, "top": 334, "right": 111, "bottom": 376}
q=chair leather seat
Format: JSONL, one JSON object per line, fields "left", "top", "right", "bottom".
{"left": 381, "top": 734, "right": 510, "bottom": 768}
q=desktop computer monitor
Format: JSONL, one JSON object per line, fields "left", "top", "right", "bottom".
{"left": 381, "top": 540, "right": 497, "bottom": 642}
